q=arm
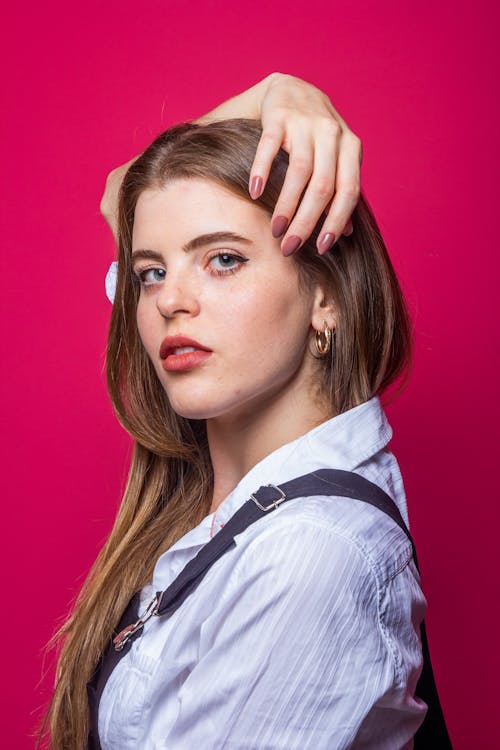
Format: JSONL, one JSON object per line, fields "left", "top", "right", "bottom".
{"left": 191, "top": 74, "right": 271, "bottom": 124}
{"left": 100, "top": 73, "right": 361, "bottom": 253}
{"left": 157, "top": 522, "right": 424, "bottom": 749}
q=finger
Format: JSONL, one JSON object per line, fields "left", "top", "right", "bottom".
{"left": 249, "top": 126, "right": 285, "bottom": 199}
{"left": 279, "top": 123, "right": 340, "bottom": 254}
{"left": 322, "top": 199, "right": 353, "bottom": 237}
{"left": 323, "top": 200, "right": 353, "bottom": 236}
{"left": 269, "top": 135, "right": 316, "bottom": 241}
{"left": 316, "top": 132, "right": 362, "bottom": 253}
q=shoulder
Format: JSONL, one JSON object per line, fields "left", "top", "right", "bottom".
{"left": 234, "top": 489, "right": 416, "bottom": 588}
{"left": 228, "top": 493, "right": 425, "bottom": 689}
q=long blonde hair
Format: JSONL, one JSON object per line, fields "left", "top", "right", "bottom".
{"left": 42, "top": 118, "right": 412, "bottom": 749}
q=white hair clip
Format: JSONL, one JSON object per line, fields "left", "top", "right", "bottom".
{"left": 105, "top": 261, "right": 118, "bottom": 304}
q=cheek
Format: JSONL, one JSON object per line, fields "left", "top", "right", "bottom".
{"left": 135, "top": 302, "right": 156, "bottom": 356}
{"left": 135, "top": 308, "right": 146, "bottom": 347}
{"left": 217, "top": 278, "right": 312, "bottom": 364}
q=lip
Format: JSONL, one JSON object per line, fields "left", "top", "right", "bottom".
{"left": 159, "top": 335, "right": 213, "bottom": 373}
{"left": 160, "top": 335, "right": 211, "bottom": 359}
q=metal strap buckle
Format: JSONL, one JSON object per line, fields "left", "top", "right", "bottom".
{"left": 250, "top": 484, "right": 286, "bottom": 512}
{"left": 113, "top": 594, "right": 159, "bottom": 652}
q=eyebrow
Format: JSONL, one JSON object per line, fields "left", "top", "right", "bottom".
{"left": 182, "top": 231, "right": 252, "bottom": 252}
{"left": 131, "top": 232, "right": 253, "bottom": 262}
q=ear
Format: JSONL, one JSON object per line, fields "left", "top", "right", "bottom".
{"left": 310, "top": 284, "right": 337, "bottom": 333}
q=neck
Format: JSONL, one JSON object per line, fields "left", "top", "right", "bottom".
{"left": 207, "top": 381, "right": 331, "bottom": 513}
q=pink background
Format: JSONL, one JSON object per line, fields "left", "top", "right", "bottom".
{"left": 2, "top": 1, "right": 498, "bottom": 747}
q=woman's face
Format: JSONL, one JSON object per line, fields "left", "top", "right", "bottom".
{"left": 132, "top": 178, "right": 323, "bottom": 423}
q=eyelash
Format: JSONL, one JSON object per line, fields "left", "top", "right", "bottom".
{"left": 134, "top": 251, "right": 248, "bottom": 286}
{"left": 135, "top": 267, "right": 166, "bottom": 286}
{"left": 206, "top": 251, "right": 249, "bottom": 276}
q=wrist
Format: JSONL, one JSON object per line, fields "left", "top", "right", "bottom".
{"left": 197, "top": 73, "right": 284, "bottom": 124}
{"left": 255, "top": 72, "right": 282, "bottom": 117}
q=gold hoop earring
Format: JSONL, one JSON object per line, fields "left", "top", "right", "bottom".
{"left": 315, "top": 321, "right": 332, "bottom": 356}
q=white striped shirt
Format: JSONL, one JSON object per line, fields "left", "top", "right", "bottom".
{"left": 99, "top": 397, "right": 427, "bottom": 749}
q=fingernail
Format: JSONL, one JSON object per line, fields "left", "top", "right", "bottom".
{"left": 271, "top": 215, "right": 288, "bottom": 238}
{"left": 249, "top": 176, "right": 263, "bottom": 200}
{"left": 317, "top": 232, "right": 336, "bottom": 254}
{"left": 282, "top": 235, "right": 302, "bottom": 256}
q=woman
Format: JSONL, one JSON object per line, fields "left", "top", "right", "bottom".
{"left": 44, "top": 76, "right": 427, "bottom": 749}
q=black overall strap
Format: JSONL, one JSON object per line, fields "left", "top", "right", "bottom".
{"left": 156, "top": 468, "right": 416, "bottom": 615}
{"left": 88, "top": 468, "right": 452, "bottom": 749}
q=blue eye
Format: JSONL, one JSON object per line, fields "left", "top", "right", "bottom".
{"left": 208, "top": 253, "right": 248, "bottom": 275}
{"left": 139, "top": 267, "right": 166, "bottom": 285}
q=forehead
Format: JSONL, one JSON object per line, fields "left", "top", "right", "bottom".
{"left": 132, "top": 178, "right": 270, "bottom": 247}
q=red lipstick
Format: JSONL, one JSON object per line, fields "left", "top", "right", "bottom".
{"left": 159, "top": 335, "right": 212, "bottom": 372}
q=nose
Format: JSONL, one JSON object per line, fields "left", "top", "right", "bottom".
{"left": 155, "top": 271, "right": 201, "bottom": 319}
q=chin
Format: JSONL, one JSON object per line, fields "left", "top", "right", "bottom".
{"left": 171, "top": 405, "right": 217, "bottom": 420}
{"left": 166, "top": 394, "right": 233, "bottom": 421}
{"left": 166, "top": 386, "right": 257, "bottom": 422}
{"left": 163, "top": 376, "right": 290, "bottom": 424}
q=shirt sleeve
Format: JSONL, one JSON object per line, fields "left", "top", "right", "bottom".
{"left": 160, "top": 519, "right": 423, "bottom": 750}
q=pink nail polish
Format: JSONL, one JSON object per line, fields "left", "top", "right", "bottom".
{"left": 317, "top": 233, "right": 336, "bottom": 254}
{"left": 249, "top": 176, "right": 263, "bottom": 200}
{"left": 271, "top": 215, "right": 288, "bottom": 238}
{"left": 282, "top": 235, "right": 302, "bottom": 256}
